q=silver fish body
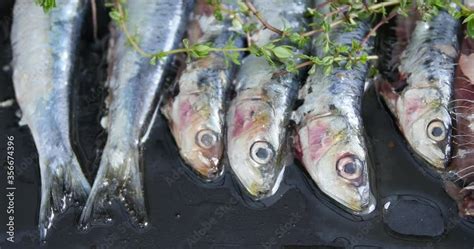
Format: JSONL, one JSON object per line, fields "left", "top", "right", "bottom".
{"left": 162, "top": 0, "right": 244, "bottom": 180}
{"left": 378, "top": 11, "right": 460, "bottom": 170}
{"left": 294, "top": 21, "right": 375, "bottom": 214}
{"left": 80, "top": 0, "right": 192, "bottom": 228}
{"left": 226, "top": 0, "right": 309, "bottom": 199}
{"left": 11, "top": 0, "right": 90, "bottom": 240}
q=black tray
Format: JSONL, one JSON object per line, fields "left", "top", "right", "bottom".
{"left": 1, "top": 1, "right": 474, "bottom": 248}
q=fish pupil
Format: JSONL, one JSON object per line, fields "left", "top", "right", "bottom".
{"left": 344, "top": 162, "right": 356, "bottom": 174}
{"left": 256, "top": 148, "right": 269, "bottom": 160}
{"left": 431, "top": 127, "right": 443, "bottom": 137}
{"left": 201, "top": 133, "right": 214, "bottom": 147}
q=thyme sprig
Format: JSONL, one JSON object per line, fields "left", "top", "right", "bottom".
{"left": 107, "top": 0, "right": 250, "bottom": 65}
{"left": 35, "top": 0, "right": 474, "bottom": 74}
{"left": 35, "top": 0, "right": 56, "bottom": 12}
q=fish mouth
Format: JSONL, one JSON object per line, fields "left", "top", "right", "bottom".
{"left": 181, "top": 151, "right": 224, "bottom": 181}
{"left": 410, "top": 142, "right": 449, "bottom": 170}
{"left": 423, "top": 156, "right": 448, "bottom": 170}
{"left": 353, "top": 192, "right": 377, "bottom": 215}
{"left": 243, "top": 166, "right": 286, "bottom": 200}
{"left": 193, "top": 160, "right": 224, "bottom": 181}
{"left": 335, "top": 184, "right": 375, "bottom": 215}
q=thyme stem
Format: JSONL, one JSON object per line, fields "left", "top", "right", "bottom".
{"left": 244, "top": 0, "right": 284, "bottom": 35}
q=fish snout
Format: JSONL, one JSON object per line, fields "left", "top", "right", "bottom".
{"left": 181, "top": 129, "right": 224, "bottom": 180}
{"left": 193, "top": 148, "right": 223, "bottom": 180}
{"left": 248, "top": 180, "right": 274, "bottom": 199}
{"left": 354, "top": 185, "right": 376, "bottom": 215}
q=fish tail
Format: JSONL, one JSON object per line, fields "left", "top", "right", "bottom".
{"left": 39, "top": 155, "right": 91, "bottom": 241}
{"left": 79, "top": 143, "right": 148, "bottom": 230}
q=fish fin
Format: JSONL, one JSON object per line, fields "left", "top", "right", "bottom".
{"left": 39, "top": 155, "right": 91, "bottom": 241}
{"left": 376, "top": 79, "right": 399, "bottom": 115}
{"left": 78, "top": 143, "right": 148, "bottom": 230}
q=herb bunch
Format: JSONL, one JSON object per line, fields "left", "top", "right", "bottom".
{"left": 37, "top": 0, "right": 474, "bottom": 74}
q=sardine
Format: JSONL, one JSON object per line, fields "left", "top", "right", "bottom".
{"left": 444, "top": 35, "right": 474, "bottom": 217}
{"left": 11, "top": 0, "right": 91, "bottom": 240}
{"left": 226, "top": 0, "right": 309, "bottom": 199}
{"left": 79, "top": 0, "right": 192, "bottom": 228}
{"left": 293, "top": 21, "right": 375, "bottom": 214}
{"left": 377, "top": 11, "right": 460, "bottom": 170}
{"left": 161, "top": 0, "right": 244, "bottom": 180}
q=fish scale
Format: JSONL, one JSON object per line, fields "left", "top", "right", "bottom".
{"left": 11, "top": 0, "right": 91, "bottom": 241}
{"left": 226, "top": 0, "right": 310, "bottom": 199}
{"left": 80, "top": 0, "right": 192, "bottom": 229}
{"left": 294, "top": 20, "right": 375, "bottom": 214}
{"left": 162, "top": 0, "right": 244, "bottom": 180}
{"left": 377, "top": 10, "right": 460, "bottom": 170}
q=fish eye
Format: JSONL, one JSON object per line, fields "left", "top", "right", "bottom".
{"left": 195, "top": 129, "right": 218, "bottom": 149}
{"left": 250, "top": 141, "right": 274, "bottom": 165}
{"left": 336, "top": 155, "right": 362, "bottom": 180}
{"left": 427, "top": 120, "right": 446, "bottom": 142}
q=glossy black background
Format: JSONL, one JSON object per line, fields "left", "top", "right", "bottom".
{"left": 1, "top": 1, "right": 474, "bottom": 248}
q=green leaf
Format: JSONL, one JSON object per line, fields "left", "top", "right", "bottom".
{"left": 324, "top": 65, "right": 333, "bottom": 75}
{"left": 463, "top": 13, "right": 474, "bottom": 24}
{"left": 238, "top": 1, "right": 249, "bottom": 12}
{"left": 109, "top": 10, "right": 123, "bottom": 22}
{"left": 359, "top": 53, "right": 368, "bottom": 64}
{"left": 192, "top": 44, "right": 212, "bottom": 57}
{"left": 249, "top": 45, "right": 261, "bottom": 56}
{"left": 323, "top": 42, "right": 330, "bottom": 54}
{"left": 232, "top": 19, "right": 242, "bottom": 30}
{"left": 243, "top": 23, "right": 258, "bottom": 33}
{"left": 467, "top": 19, "right": 474, "bottom": 38}
{"left": 308, "top": 65, "right": 316, "bottom": 75}
{"left": 321, "top": 56, "right": 333, "bottom": 65}
{"left": 214, "top": 9, "right": 224, "bottom": 21}
{"left": 35, "top": 0, "right": 56, "bottom": 12}
{"left": 336, "top": 45, "right": 350, "bottom": 53}
{"left": 150, "top": 55, "right": 158, "bottom": 65}
{"left": 182, "top": 39, "right": 190, "bottom": 49}
{"left": 273, "top": 46, "right": 294, "bottom": 59}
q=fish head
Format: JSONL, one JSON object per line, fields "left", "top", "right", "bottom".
{"left": 227, "top": 99, "right": 285, "bottom": 199}
{"left": 298, "top": 115, "right": 374, "bottom": 214}
{"left": 164, "top": 89, "right": 225, "bottom": 180}
{"left": 397, "top": 87, "right": 451, "bottom": 169}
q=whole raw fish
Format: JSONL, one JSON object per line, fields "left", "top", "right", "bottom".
{"left": 226, "top": 0, "right": 310, "bottom": 199}
{"left": 377, "top": 10, "right": 460, "bottom": 170}
{"left": 293, "top": 21, "right": 375, "bottom": 214}
{"left": 444, "top": 35, "right": 474, "bottom": 217}
{"left": 79, "top": 0, "right": 192, "bottom": 228}
{"left": 11, "top": 0, "right": 91, "bottom": 240}
{"left": 162, "top": 0, "right": 244, "bottom": 180}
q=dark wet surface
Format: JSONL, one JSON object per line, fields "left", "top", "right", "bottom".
{"left": 1, "top": 1, "right": 474, "bottom": 249}
{"left": 382, "top": 196, "right": 445, "bottom": 237}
